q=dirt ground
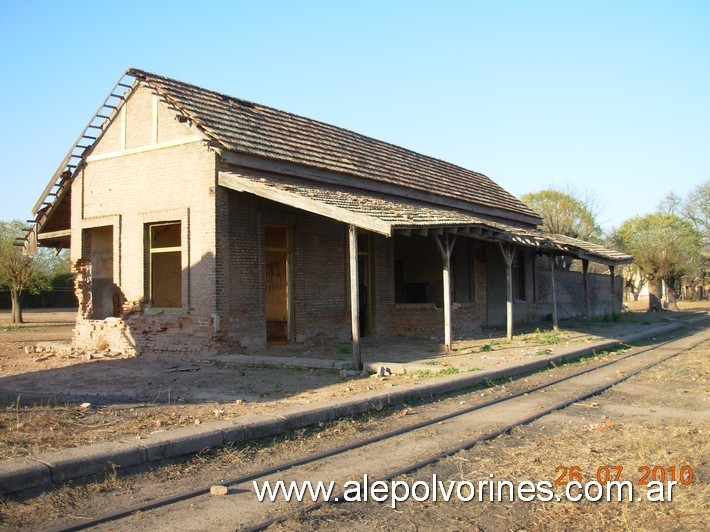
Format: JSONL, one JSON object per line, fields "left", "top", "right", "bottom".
{"left": 0, "top": 305, "right": 707, "bottom": 460}
{"left": 0, "top": 322, "right": 706, "bottom": 530}
{"left": 271, "top": 338, "right": 709, "bottom": 531}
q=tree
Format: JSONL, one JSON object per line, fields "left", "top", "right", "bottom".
{"left": 0, "top": 221, "right": 51, "bottom": 323}
{"left": 683, "top": 181, "right": 709, "bottom": 246}
{"left": 657, "top": 192, "right": 683, "bottom": 215}
{"left": 521, "top": 188, "right": 603, "bottom": 269}
{"left": 615, "top": 213, "right": 702, "bottom": 311}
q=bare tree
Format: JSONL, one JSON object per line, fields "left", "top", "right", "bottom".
{"left": 0, "top": 221, "right": 51, "bottom": 323}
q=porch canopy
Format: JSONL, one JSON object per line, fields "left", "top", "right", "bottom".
{"left": 219, "top": 169, "right": 632, "bottom": 368}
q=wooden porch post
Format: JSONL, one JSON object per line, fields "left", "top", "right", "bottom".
{"left": 433, "top": 233, "right": 457, "bottom": 352}
{"left": 609, "top": 265, "right": 616, "bottom": 315}
{"left": 549, "top": 253, "right": 559, "bottom": 332}
{"left": 499, "top": 243, "right": 515, "bottom": 341}
{"left": 348, "top": 225, "right": 362, "bottom": 369}
{"left": 582, "top": 259, "right": 591, "bottom": 320}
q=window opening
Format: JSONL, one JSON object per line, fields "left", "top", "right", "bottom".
{"left": 149, "top": 222, "right": 182, "bottom": 308}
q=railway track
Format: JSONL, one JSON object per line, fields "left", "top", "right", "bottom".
{"left": 56, "top": 324, "right": 709, "bottom": 531}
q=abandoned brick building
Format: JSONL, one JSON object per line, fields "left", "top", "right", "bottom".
{"left": 28, "top": 68, "right": 631, "bottom": 362}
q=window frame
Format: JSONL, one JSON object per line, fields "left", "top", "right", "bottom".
{"left": 147, "top": 221, "right": 183, "bottom": 309}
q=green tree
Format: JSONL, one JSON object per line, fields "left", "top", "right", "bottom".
{"left": 522, "top": 189, "right": 602, "bottom": 269}
{"left": 615, "top": 213, "right": 702, "bottom": 311}
{"left": 0, "top": 221, "right": 51, "bottom": 323}
{"left": 683, "top": 181, "right": 709, "bottom": 246}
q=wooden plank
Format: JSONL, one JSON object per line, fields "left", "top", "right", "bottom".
{"left": 609, "top": 265, "right": 616, "bottom": 314}
{"left": 499, "top": 243, "right": 515, "bottom": 341}
{"left": 550, "top": 254, "right": 559, "bottom": 331}
{"left": 582, "top": 259, "right": 591, "bottom": 320}
{"left": 37, "top": 229, "right": 72, "bottom": 240}
{"left": 434, "top": 233, "right": 457, "bottom": 351}
{"left": 349, "top": 225, "right": 362, "bottom": 369}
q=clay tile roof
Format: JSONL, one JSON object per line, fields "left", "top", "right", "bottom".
{"left": 128, "top": 68, "right": 541, "bottom": 225}
{"left": 220, "top": 169, "right": 633, "bottom": 265}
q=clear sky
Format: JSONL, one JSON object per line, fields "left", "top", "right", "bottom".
{"left": 1, "top": 1, "right": 707, "bottom": 231}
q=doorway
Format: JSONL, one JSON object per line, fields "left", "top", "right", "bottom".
{"left": 358, "top": 232, "right": 372, "bottom": 336}
{"left": 265, "top": 225, "right": 292, "bottom": 344}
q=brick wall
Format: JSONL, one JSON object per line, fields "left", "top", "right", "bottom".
{"left": 71, "top": 84, "right": 220, "bottom": 355}
{"left": 219, "top": 191, "right": 351, "bottom": 352}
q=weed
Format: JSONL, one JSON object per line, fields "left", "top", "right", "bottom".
{"left": 437, "top": 366, "right": 459, "bottom": 376}
{"left": 423, "top": 361, "right": 439, "bottom": 366}
{"left": 95, "top": 336, "right": 110, "bottom": 351}
{"left": 480, "top": 344, "right": 493, "bottom": 352}
{"left": 466, "top": 367, "right": 481, "bottom": 372}
{"left": 337, "top": 345, "right": 351, "bottom": 355}
{"left": 538, "top": 334, "right": 563, "bottom": 345}
{"left": 535, "top": 349, "right": 551, "bottom": 356}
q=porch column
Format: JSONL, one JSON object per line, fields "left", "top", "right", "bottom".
{"left": 348, "top": 225, "right": 362, "bottom": 369}
{"left": 499, "top": 243, "right": 515, "bottom": 341}
{"left": 433, "top": 233, "right": 457, "bottom": 352}
{"left": 549, "top": 253, "right": 559, "bottom": 331}
{"left": 582, "top": 259, "right": 591, "bottom": 320}
{"left": 609, "top": 265, "right": 616, "bottom": 314}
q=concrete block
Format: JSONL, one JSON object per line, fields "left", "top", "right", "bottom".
{"left": 230, "top": 414, "right": 287, "bottom": 441}
{"left": 140, "top": 426, "right": 224, "bottom": 462}
{"left": 34, "top": 441, "right": 146, "bottom": 483}
{"left": 220, "top": 420, "right": 248, "bottom": 445}
{"left": 277, "top": 403, "right": 342, "bottom": 430}
{"left": 0, "top": 458, "right": 51, "bottom": 494}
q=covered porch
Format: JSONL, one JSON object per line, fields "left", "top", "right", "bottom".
{"left": 219, "top": 168, "right": 632, "bottom": 370}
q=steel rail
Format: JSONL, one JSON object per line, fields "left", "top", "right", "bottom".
{"left": 56, "top": 326, "right": 705, "bottom": 532}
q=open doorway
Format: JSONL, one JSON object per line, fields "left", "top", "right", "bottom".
{"left": 358, "top": 232, "right": 372, "bottom": 336}
{"left": 85, "top": 226, "right": 114, "bottom": 319}
{"left": 265, "top": 225, "right": 292, "bottom": 344}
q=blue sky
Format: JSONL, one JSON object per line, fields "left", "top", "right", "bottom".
{"left": 0, "top": 1, "right": 707, "bottom": 231}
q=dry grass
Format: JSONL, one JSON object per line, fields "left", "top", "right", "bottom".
{"left": 0, "top": 412, "right": 384, "bottom": 529}
{"left": 0, "top": 399, "right": 247, "bottom": 458}
{"left": 272, "top": 341, "right": 710, "bottom": 531}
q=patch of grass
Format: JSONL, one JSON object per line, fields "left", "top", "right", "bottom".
{"left": 535, "top": 349, "right": 552, "bottom": 356}
{"left": 537, "top": 334, "right": 564, "bottom": 345}
{"left": 466, "top": 367, "right": 481, "bottom": 372}
{"left": 337, "top": 345, "right": 352, "bottom": 355}
{"left": 437, "top": 366, "right": 459, "bottom": 376}
{"left": 480, "top": 344, "right": 493, "bottom": 352}
{"left": 423, "top": 361, "right": 439, "bottom": 366}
